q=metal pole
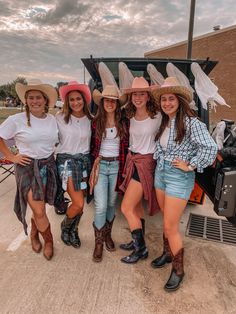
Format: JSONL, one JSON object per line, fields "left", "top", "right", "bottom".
{"left": 187, "top": 0, "right": 196, "bottom": 59}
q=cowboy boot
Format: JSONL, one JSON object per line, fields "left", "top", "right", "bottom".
{"left": 30, "top": 218, "right": 42, "bottom": 253}
{"left": 61, "top": 215, "right": 74, "bottom": 245}
{"left": 40, "top": 224, "right": 54, "bottom": 260}
{"left": 69, "top": 212, "right": 83, "bottom": 248}
{"left": 121, "top": 228, "right": 148, "bottom": 264}
{"left": 104, "top": 216, "right": 116, "bottom": 252}
{"left": 120, "top": 218, "right": 145, "bottom": 251}
{"left": 151, "top": 234, "right": 172, "bottom": 268}
{"left": 164, "top": 248, "right": 185, "bottom": 292}
{"left": 93, "top": 223, "right": 106, "bottom": 262}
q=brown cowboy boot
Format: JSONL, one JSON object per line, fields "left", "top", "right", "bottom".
{"left": 30, "top": 218, "right": 42, "bottom": 253}
{"left": 93, "top": 223, "right": 106, "bottom": 262}
{"left": 164, "top": 248, "right": 184, "bottom": 292}
{"left": 151, "top": 234, "right": 172, "bottom": 268}
{"left": 40, "top": 224, "right": 54, "bottom": 260}
{"left": 104, "top": 217, "right": 116, "bottom": 252}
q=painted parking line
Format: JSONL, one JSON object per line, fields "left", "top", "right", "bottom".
{"left": 6, "top": 231, "right": 28, "bottom": 251}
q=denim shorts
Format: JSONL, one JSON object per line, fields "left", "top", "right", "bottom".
{"left": 57, "top": 161, "right": 88, "bottom": 190}
{"left": 154, "top": 160, "right": 195, "bottom": 200}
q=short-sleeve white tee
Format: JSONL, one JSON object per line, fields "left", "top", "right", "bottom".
{"left": 129, "top": 113, "right": 162, "bottom": 154}
{"left": 55, "top": 112, "right": 91, "bottom": 155}
{"left": 0, "top": 112, "right": 58, "bottom": 159}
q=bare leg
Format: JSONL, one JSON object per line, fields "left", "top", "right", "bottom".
{"left": 27, "top": 190, "right": 48, "bottom": 232}
{"left": 66, "top": 177, "right": 84, "bottom": 218}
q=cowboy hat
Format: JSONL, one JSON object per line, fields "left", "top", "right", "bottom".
{"left": 152, "top": 77, "right": 193, "bottom": 103}
{"left": 59, "top": 81, "right": 91, "bottom": 105}
{"left": 15, "top": 79, "right": 58, "bottom": 107}
{"left": 93, "top": 85, "right": 127, "bottom": 106}
{"left": 122, "top": 77, "right": 159, "bottom": 94}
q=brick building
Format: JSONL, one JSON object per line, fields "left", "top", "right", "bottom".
{"left": 144, "top": 25, "right": 236, "bottom": 126}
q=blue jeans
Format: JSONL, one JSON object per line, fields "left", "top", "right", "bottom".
{"left": 94, "top": 160, "right": 119, "bottom": 229}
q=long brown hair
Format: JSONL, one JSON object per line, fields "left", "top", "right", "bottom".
{"left": 125, "top": 92, "right": 159, "bottom": 119}
{"left": 62, "top": 90, "right": 92, "bottom": 124}
{"left": 94, "top": 99, "right": 127, "bottom": 140}
{"left": 155, "top": 94, "right": 197, "bottom": 143}
{"left": 25, "top": 90, "right": 49, "bottom": 127}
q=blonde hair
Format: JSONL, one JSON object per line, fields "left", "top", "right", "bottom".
{"left": 25, "top": 90, "right": 49, "bottom": 126}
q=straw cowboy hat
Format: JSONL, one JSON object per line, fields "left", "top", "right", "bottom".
{"left": 152, "top": 77, "right": 193, "bottom": 103}
{"left": 15, "top": 79, "right": 58, "bottom": 107}
{"left": 59, "top": 81, "right": 91, "bottom": 105}
{"left": 122, "top": 77, "right": 159, "bottom": 94}
{"left": 93, "top": 85, "right": 127, "bottom": 106}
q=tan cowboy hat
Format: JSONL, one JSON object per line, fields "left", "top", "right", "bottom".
{"left": 152, "top": 77, "right": 193, "bottom": 103}
{"left": 93, "top": 85, "right": 127, "bottom": 106}
{"left": 122, "top": 76, "right": 159, "bottom": 94}
{"left": 15, "top": 79, "right": 58, "bottom": 107}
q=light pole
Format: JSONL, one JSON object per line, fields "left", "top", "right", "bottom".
{"left": 187, "top": 0, "right": 196, "bottom": 59}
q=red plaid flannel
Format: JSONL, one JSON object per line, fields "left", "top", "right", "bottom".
{"left": 90, "top": 118, "right": 129, "bottom": 193}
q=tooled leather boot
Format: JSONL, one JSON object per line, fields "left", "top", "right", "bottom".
{"left": 119, "top": 218, "right": 145, "bottom": 251}
{"left": 40, "top": 224, "right": 54, "bottom": 260}
{"left": 69, "top": 212, "right": 83, "bottom": 248}
{"left": 104, "top": 217, "right": 116, "bottom": 252}
{"left": 30, "top": 218, "right": 42, "bottom": 253}
{"left": 164, "top": 248, "right": 184, "bottom": 292}
{"left": 120, "top": 228, "right": 148, "bottom": 264}
{"left": 151, "top": 234, "right": 172, "bottom": 268}
{"left": 61, "top": 215, "right": 74, "bottom": 245}
{"left": 93, "top": 223, "right": 106, "bottom": 262}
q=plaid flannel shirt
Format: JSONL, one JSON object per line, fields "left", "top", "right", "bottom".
{"left": 154, "top": 116, "right": 218, "bottom": 172}
{"left": 90, "top": 118, "right": 129, "bottom": 193}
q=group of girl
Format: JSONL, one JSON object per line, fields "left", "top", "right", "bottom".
{"left": 0, "top": 76, "right": 217, "bottom": 292}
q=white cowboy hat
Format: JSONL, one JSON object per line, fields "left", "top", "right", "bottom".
{"left": 15, "top": 79, "right": 58, "bottom": 107}
{"left": 93, "top": 85, "right": 127, "bottom": 106}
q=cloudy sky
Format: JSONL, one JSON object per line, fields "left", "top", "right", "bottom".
{"left": 0, "top": 0, "right": 235, "bottom": 86}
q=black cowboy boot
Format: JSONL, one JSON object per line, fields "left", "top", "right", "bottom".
{"left": 151, "top": 234, "right": 172, "bottom": 268}
{"left": 164, "top": 248, "right": 184, "bottom": 292}
{"left": 104, "top": 217, "right": 116, "bottom": 251}
{"left": 61, "top": 216, "right": 74, "bottom": 245}
{"left": 93, "top": 223, "right": 106, "bottom": 262}
{"left": 120, "top": 218, "right": 145, "bottom": 251}
{"left": 69, "top": 212, "right": 83, "bottom": 248}
{"left": 121, "top": 228, "right": 148, "bottom": 264}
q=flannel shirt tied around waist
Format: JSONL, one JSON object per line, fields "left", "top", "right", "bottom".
{"left": 14, "top": 154, "right": 57, "bottom": 235}
{"left": 119, "top": 151, "right": 160, "bottom": 216}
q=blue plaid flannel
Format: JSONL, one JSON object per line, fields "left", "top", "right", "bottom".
{"left": 154, "top": 117, "right": 218, "bottom": 172}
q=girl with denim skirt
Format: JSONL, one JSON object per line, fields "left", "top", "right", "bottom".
{"left": 0, "top": 80, "right": 58, "bottom": 260}
{"left": 119, "top": 77, "right": 161, "bottom": 264}
{"left": 89, "top": 85, "right": 129, "bottom": 262}
{"left": 56, "top": 81, "right": 92, "bottom": 248}
{"left": 151, "top": 77, "right": 218, "bottom": 292}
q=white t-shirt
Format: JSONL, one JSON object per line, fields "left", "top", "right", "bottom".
{"left": 160, "top": 127, "right": 170, "bottom": 151}
{"left": 0, "top": 112, "right": 58, "bottom": 159}
{"left": 99, "top": 127, "right": 120, "bottom": 157}
{"left": 55, "top": 112, "right": 91, "bottom": 155}
{"left": 129, "top": 113, "right": 161, "bottom": 154}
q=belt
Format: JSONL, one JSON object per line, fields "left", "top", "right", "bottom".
{"left": 101, "top": 156, "right": 119, "bottom": 162}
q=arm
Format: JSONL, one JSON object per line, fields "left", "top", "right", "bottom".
{"left": 0, "top": 138, "right": 31, "bottom": 165}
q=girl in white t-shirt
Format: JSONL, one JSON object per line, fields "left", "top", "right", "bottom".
{"left": 119, "top": 77, "right": 161, "bottom": 264}
{"left": 0, "top": 79, "right": 58, "bottom": 261}
{"left": 89, "top": 85, "right": 129, "bottom": 262}
{"left": 56, "top": 81, "right": 92, "bottom": 249}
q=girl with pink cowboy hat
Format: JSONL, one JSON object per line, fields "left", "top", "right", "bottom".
{"left": 151, "top": 77, "right": 217, "bottom": 291}
{"left": 56, "top": 81, "right": 92, "bottom": 249}
{"left": 119, "top": 76, "right": 161, "bottom": 264}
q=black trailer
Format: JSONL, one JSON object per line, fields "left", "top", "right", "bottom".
{"left": 81, "top": 56, "right": 236, "bottom": 226}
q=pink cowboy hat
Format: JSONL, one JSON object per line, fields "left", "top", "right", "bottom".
{"left": 122, "top": 77, "right": 159, "bottom": 94}
{"left": 59, "top": 81, "right": 91, "bottom": 104}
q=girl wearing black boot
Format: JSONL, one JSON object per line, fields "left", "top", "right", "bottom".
{"left": 56, "top": 81, "right": 92, "bottom": 248}
{"left": 151, "top": 77, "right": 217, "bottom": 291}
{"left": 119, "top": 77, "right": 161, "bottom": 264}
{"left": 90, "top": 85, "right": 129, "bottom": 262}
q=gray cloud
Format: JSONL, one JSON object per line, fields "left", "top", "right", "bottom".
{"left": 0, "top": 0, "right": 235, "bottom": 85}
